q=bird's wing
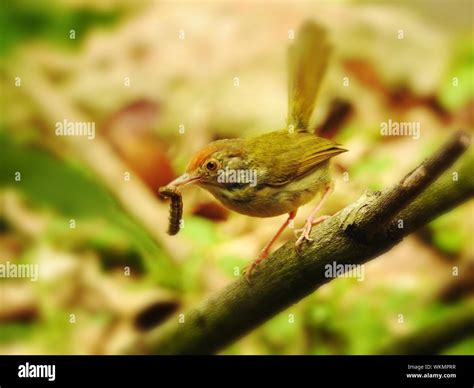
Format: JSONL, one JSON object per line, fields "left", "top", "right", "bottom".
{"left": 287, "top": 21, "right": 331, "bottom": 132}
{"left": 252, "top": 131, "right": 346, "bottom": 187}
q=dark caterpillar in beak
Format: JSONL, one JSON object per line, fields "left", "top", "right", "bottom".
{"left": 159, "top": 186, "right": 183, "bottom": 236}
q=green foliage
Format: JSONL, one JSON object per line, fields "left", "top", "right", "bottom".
{"left": 438, "top": 36, "right": 474, "bottom": 110}
{"left": 428, "top": 207, "right": 467, "bottom": 255}
{"left": 0, "top": 323, "right": 35, "bottom": 344}
{"left": 181, "top": 217, "right": 220, "bottom": 247}
{"left": 0, "top": 0, "right": 123, "bottom": 55}
{"left": 174, "top": 218, "right": 222, "bottom": 290}
{"left": 350, "top": 153, "right": 394, "bottom": 191}
{"left": 0, "top": 131, "right": 116, "bottom": 218}
{"left": 261, "top": 308, "right": 302, "bottom": 353}
{"left": 217, "top": 255, "right": 247, "bottom": 278}
{"left": 179, "top": 253, "right": 205, "bottom": 292}
{"left": 443, "top": 337, "right": 474, "bottom": 355}
{"left": 0, "top": 130, "right": 179, "bottom": 287}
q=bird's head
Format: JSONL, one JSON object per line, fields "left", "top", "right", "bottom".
{"left": 166, "top": 139, "right": 247, "bottom": 189}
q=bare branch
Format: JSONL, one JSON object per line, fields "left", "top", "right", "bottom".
{"left": 352, "top": 130, "right": 471, "bottom": 243}
{"left": 125, "top": 132, "right": 473, "bottom": 355}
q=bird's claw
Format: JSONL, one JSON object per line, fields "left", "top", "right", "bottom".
{"left": 295, "top": 222, "right": 314, "bottom": 248}
{"left": 244, "top": 250, "right": 269, "bottom": 282}
{"left": 294, "top": 215, "right": 330, "bottom": 249}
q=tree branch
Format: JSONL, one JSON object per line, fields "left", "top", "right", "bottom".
{"left": 129, "top": 131, "right": 472, "bottom": 355}
{"left": 350, "top": 130, "right": 471, "bottom": 242}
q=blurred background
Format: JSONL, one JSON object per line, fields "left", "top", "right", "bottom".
{"left": 0, "top": 0, "right": 473, "bottom": 355}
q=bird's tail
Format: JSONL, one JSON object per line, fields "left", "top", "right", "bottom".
{"left": 287, "top": 21, "right": 331, "bottom": 132}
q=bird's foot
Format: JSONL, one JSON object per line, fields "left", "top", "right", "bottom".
{"left": 245, "top": 249, "right": 269, "bottom": 282}
{"left": 295, "top": 215, "right": 331, "bottom": 248}
{"left": 295, "top": 221, "right": 313, "bottom": 247}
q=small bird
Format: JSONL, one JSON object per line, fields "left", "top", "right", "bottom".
{"left": 162, "top": 22, "right": 347, "bottom": 277}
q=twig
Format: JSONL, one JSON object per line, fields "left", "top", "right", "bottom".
{"left": 351, "top": 130, "right": 471, "bottom": 242}
{"left": 125, "top": 131, "right": 473, "bottom": 354}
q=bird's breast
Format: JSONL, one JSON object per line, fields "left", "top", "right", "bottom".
{"left": 202, "top": 164, "right": 330, "bottom": 217}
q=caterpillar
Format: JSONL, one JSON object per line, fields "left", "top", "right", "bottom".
{"left": 159, "top": 186, "right": 183, "bottom": 236}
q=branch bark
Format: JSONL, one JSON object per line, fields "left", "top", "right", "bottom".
{"left": 130, "top": 131, "right": 473, "bottom": 355}
{"left": 353, "top": 130, "right": 471, "bottom": 242}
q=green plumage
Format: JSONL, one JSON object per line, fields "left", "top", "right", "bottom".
{"left": 247, "top": 130, "right": 345, "bottom": 186}
{"left": 192, "top": 130, "right": 346, "bottom": 217}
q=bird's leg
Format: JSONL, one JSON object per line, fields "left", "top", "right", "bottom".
{"left": 295, "top": 184, "right": 333, "bottom": 247}
{"left": 246, "top": 210, "right": 298, "bottom": 280}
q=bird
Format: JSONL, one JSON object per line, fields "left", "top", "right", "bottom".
{"left": 162, "top": 21, "right": 347, "bottom": 278}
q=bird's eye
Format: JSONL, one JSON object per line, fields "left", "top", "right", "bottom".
{"left": 205, "top": 160, "right": 218, "bottom": 171}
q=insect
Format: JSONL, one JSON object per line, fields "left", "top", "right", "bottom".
{"left": 159, "top": 186, "right": 183, "bottom": 236}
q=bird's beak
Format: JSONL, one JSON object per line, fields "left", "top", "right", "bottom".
{"left": 167, "top": 173, "right": 200, "bottom": 188}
